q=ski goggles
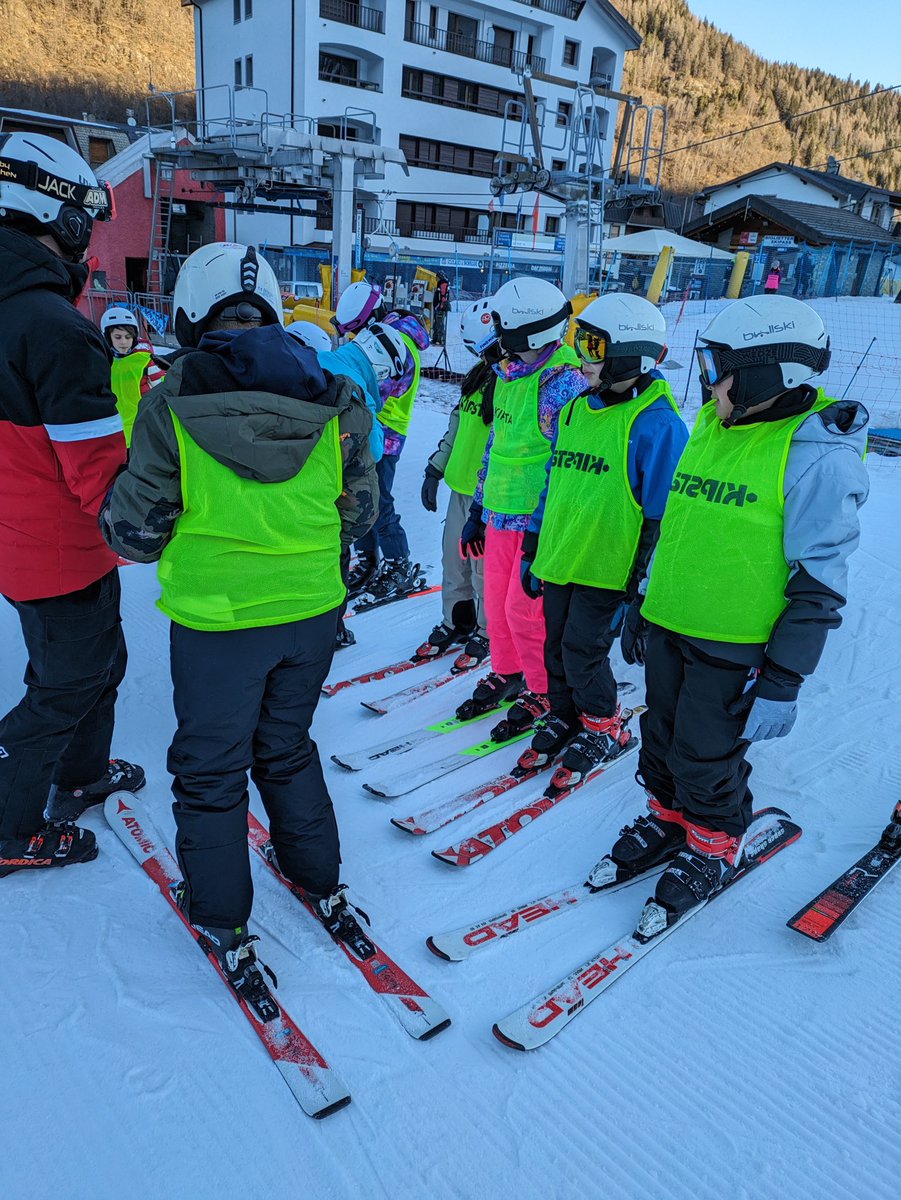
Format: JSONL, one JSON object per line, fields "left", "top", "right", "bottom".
{"left": 216, "top": 301, "right": 265, "bottom": 324}
{"left": 696, "top": 340, "right": 831, "bottom": 389}
{"left": 574, "top": 326, "right": 608, "bottom": 363}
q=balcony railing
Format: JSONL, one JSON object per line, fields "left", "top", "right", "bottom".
{"left": 398, "top": 224, "right": 492, "bottom": 244}
{"left": 404, "top": 22, "right": 546, "bottom": 75}
{"left": 318, "top": 69, "right": 381, "bottom": 92}
{"left": 363, "top": 216, "right": 401, "bottom": 236}
{"left": 319, "top": 0, "right": 384, "bottom": 35}
{"left": 512, "top": 0, "right": 583, "bottom": 18}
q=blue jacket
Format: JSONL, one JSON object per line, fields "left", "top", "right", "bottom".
{"left": 318, "top": 342, "right": 384, "bottom": 462}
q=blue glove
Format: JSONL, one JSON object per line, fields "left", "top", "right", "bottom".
{"left": 740, "top": 696, "right": 798, "bottom": 742}
{"left": 520, "top": 556, "right": 543, "bottom": 600}
{"left": 619, "top": 602, "right": 650, "bottom": 666}
{"left": 460, "top": 506, "right": 486, "bottom": 559}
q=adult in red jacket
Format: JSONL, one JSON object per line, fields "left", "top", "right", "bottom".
{"left": 0, "top": 132, "right": 143, "bottom": 877}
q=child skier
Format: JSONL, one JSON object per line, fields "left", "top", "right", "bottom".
{"left": 100, "top": 243, "right": 379, "bottom": 1005}
{"left": 416, "top": 298, "right": 496, "bottom": 670}
{"left": 455, "top": 278, "right": 587, "bottom": 741}
{"left": 100, "top": 305, "right": 166, "bottom": 445}
{"left": 590, "top": 295, "right": 868, "bottom": 928}
{"left": 519, "top": 294, "right": 688, "bottom": 782}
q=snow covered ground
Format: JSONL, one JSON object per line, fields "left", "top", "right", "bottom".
{"left": 4, "top": 341, "right": 900, "bottom": 1199}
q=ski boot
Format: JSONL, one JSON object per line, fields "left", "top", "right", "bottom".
{"left": 0, "top": 824, "right": 98, "bottom": 878}
{"left": 365, "top": 556, "right": 418, "bottom": 602}
{"left": 44, "top": 759, "right": 145, "bottom": 824}
{"left": 346, "top": 552, "right": 379, "bottom": 598}
{"left": 310, "top": 884, "right": 376, "bottom": 960}
{"left": 455, "top": 671, "right": 523, "bottom": 723}
{"left": 335, "top": 621, "right": 356, "bottom": 650}
{"left": 515, "top": 713, "right": 579, "bottom": 772}
{"left": 878, "top": 800, "right": 901, "bottom": 851}
{"left": 490, "top": 690, "right": 550, "bottom": 744}
{"left": 194, "top": 919, "right": 280, "bottom": 1022}
{"left": 546, "top": 708, "right": 631, "bottom": 794}
{"left": 451, "top": 632, "right": 490, "bottom": 675}
{"left": 584, "top": 795, "right": 688, "bottom": 893}
{"left": 415, "top": 621, "right": 472, "bottom": 662}
{"left": 636, "top": 820, "right": 745, "bottom": 939}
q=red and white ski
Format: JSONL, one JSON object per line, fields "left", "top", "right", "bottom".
{"left": 247, "top": 813, "right": 451, "bottom": 1040}
{"left": 321, "top": 646, "right": 453, "bottom": 698}
{"left": 105, "top": 794, "right": 351, "bottom": 1119}
{"left": 361, "top": 658, "right": 485, "bottom": 716}
{"left": 391, "top": 761, "right": 550, "bottom": 837}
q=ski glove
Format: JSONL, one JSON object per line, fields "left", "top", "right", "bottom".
{"left": 620, "top": 602, "right": 650, "bottom": 666}
{"left": 420, "top": 465, "right": 441, "bottom": 513}
{"left": 519, "top": 528, "right": 543, "bottom": 599}
{"left": 740, "top": 696, "right": 798, "bottom": 743}
{"left": 460, "top": 505, "right": 487, "bottom": 559}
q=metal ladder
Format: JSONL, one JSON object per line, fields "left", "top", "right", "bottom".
{"left": 147, "top": 159, "right": 175, "bottom": 295}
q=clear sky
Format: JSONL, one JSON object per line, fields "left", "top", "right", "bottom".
{"left": 685, "top": 1, "right": 899, "bottom": 88}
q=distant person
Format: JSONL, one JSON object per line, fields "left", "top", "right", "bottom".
{"left": 101, "top": 242, "right": 379, "bottom": 1001}
{"left": 100, "top": 305, "right": 167, "bottom": 445}
{"left": 764, "top": 260, "right": 782, "bottom": 294}
{"left": 432, "top": 272, "right": 451, "bottom": 345}
{"left": 794, "top": 252, "right": 813, "bottom": 299}
{"left": 0, "top": 132, "right": 143, "bottom": 878}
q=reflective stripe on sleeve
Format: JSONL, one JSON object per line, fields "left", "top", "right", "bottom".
{"left": 44, "top": 415, "right": 125, "bottom": 442}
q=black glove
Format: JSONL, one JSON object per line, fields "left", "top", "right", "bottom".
{"left": 520, "top": 528, "right": 543, "bottom": 600}
{"left": 460, "top": 504, "right": 487, "bottom": 559}
{"left": 421, "top": 464, "right": 441, "bottom": 512}
{"left": 620, "top": 601, "right": 650, "bottom": 666}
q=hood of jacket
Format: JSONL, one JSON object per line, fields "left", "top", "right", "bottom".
{"left": 318, "top": 341, "right": 381, "bottom": 409}
{"left": 160, "top": 328, "right": 351, "bottom": 484}
{"left": 0, "top": 226, "right": 88, "bottom": 304}
{"left": 794, "top": 395, "right": 869, "bottom": 457}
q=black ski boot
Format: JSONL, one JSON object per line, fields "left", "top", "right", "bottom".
{"left": 366, "top": 556, "right": 418, "bottom": 601}
{"left": 415, "top": 621, "right": 471, "bottom": 662}
{"left": 335, "top": 621, "right": 356, "bottom": 650}
{"left": 346, "top": 552, "right": 379, "bottom": 598}
{"left": 490, "top": 691, "right": 550, "bottom": 743}
{"left": 516, "top": 713, "right": 579, "bottom": 772}
{"left": 310, "top": 884, "right": 376, "bottom": 960}
{"left": 584, "top": 796, "right": 687, "bottom": 892}
{"left": 193, "top": 919, "right": 280, "bottom": 1022}
{"left": 451, "top": 632, "right": 490, "bottom": 674}
{"left": 547, "top": 709, "right": 631, "bottom": 792}
{"left": 638, "top": 821, "right": 745, "bottom": 937}
{"left": 0, "top": 824, "right": 98, "bottom": 878}
{"left": 455, "top": 671, "right": 523, "bottom": 722}
{"left": 45, "top": 759, "right": 145, "bottom": 824}
{"left": 878, "top": 800, "right": 901, "bottom": 850}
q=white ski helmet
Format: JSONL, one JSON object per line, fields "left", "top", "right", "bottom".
{"left": 575, "top": 294, "right": 666, "bottom": 380}
{"left": 286, "top": 320, "right": 333, "bottom": 355}
{"left": 100, "top": 305, "right": 139, "bottom": 338}
{"left": 0, "top": 131, "right": 113, "bottom": 258}
{"left": 490, "top": 277, "right": 572, "bottom": 355}
{"left": 333, "top": 280, "right": 386, "bottom": 336}
{"left": 460, "top": 298, "right": 498, "bottom": 357}
{"left": 697, "top": 296, "right": 831, "bottom": 416}
{"left": 354, "top": 322, "right": 407, "bottom": 382}
{"left": 173, "top": 242, "right": 283, "bottom": 347}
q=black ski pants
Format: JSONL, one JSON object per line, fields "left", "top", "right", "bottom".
{"left": 0, "top": 570, "right": 126, "bottom": 839}
{"left": 169, "top": 607, "right": 341, "bottom": 928}
{"left": 639, "top": 625, "right": 754, "bottom": 837}
{"left": 542, "top": 581, "right": 623, "bottom": 721}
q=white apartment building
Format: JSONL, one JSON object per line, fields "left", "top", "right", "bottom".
{"left": 183, "top": 0, "right": 640, "bottom": 290}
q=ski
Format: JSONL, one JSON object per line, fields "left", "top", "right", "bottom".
{"left": 786, "top": 800, "right": 901, "bottom": 941}
{"left": 493, "top": 810, "right": 802, "bottom": 1051}
{"left": 350, "top": 573, "right": 439, "bottom": 615}
{"left": 362, "top": 728, "right": 532, "bottom": 800}
{"left": 361, "top": 659, "right": 487, "bottom": 716}
{"left": 104, "top": 794, "right": 351, "bottom": 1119}
{"left": 431, "top": 710, "right": 645, "bottom": 867}
{"left": 322, "top": 645, "right": 454, "bottom": 698}
{"left": 332, "top": 704, "right": 513, "bottom": 772}
{"left": 246, "top": 813, "right": 451, "bottom": 1040}
{"left": 426, "top": 806, "right": 789, "bottom": 960}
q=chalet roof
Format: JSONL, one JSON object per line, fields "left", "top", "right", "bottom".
{"left": 684, "top": 194, "right": 898, "bottom": 247}
{"left": 697, "top": 161, "right": 893, "bottom": 204}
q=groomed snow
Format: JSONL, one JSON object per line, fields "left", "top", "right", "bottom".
{"left": 3, "top": 321, "right": 900, "bottom": 1199}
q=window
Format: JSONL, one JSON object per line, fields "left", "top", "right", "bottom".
{"left": 234, "top": 58, "right": 243, "bottom": 87}
{"left": 551, "top": 158, "right": 566, "bottom": 172}
{"left": 244, "top": 0, "right": 253, "bottom": 17}
{"left": 320, "top": 51, "right": 360, "bottom": 86}
{"left": 563, "top": 39, "right": 579, "bottom": 67}
{"left": 401, "top": 66, "right": 520, "bottom": 119}
{"left": 233, "top": 0, "right": 241, "bottom": 23}
{"left": 87, "top": 136, "right": 114, "bottom": 166}
{"left": 396, "top": 200, "right": 489, "bottom": 239}
{"left": 556, "top": 100, "right": 573, "bottom": 128}
{"left": 244, "top": 55, "right": 254, "bottom": 88}
{"left": 399, "top": 133, "right": 495, "bottom": 178}
{"left": 545, "top": 215, "right": 561, "bottom": 235}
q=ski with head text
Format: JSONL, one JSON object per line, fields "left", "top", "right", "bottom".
{"left": 103, "top": 793, "right": 351, "bottom": 1119}
{"left": 361, "top": 726, "right": 533, "bottom": 799}
{"left": 332, "top": 702, "right": 513, "bottom": 772}
{"left": 246, "top": 812, "right": 451, "bottom": 1040}
{"left": 493, "top": 810, "right": 802, "bottom": 1051}
{"left": 360, "top": 656, "right": 491, "bottom": 715}
{"left": 430, "top": 709, "right": 645, "bottom": 866}
{"left": 786, "top": 799, "right": 900, "bottom": 941}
